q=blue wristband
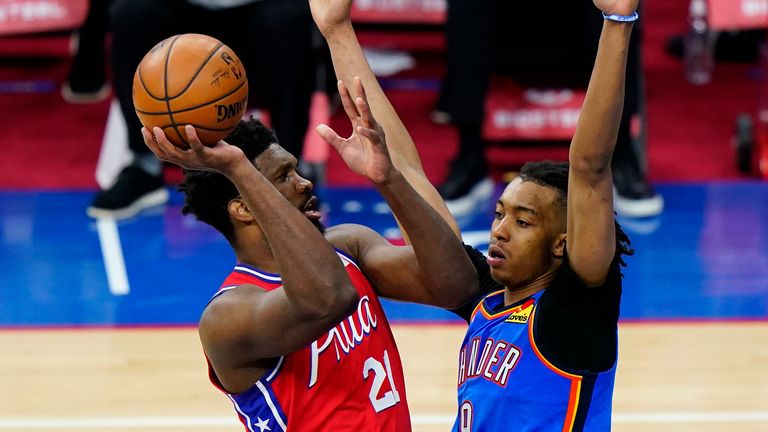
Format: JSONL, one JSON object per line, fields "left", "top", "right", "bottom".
{"left": 602, "top": 11, "right": 639, "bottom": 22}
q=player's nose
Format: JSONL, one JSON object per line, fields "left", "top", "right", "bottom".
{"left": 491, "top": 220, "right": 510, "bottom": 242}
{"left": 297, "top": 175, "right": 313, "bottom": 194}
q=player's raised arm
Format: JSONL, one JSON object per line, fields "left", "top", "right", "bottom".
{"left": 143, "top": 126, "right": 357, "bottom": 383}
{"left": 566, "top": 0, "right": 639, "bottom": 286}
{"left": 309, "top": 0, "right": 460, "bottom": 240}
{"left": 319, "top": 78, "right": 478, "bottom": 308}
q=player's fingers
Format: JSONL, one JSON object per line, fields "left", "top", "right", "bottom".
{"left": 151, "top": 127, "right": 178, "bottom": 156}
{"left": 316, "top": 124, "right": 345, "bottom": 152}
{"left": 185, "top": 125, "right": 204, "bottom": 151}
{"left": 355, "top": 95, "right": 376, "bottom": 128}
{"left": 357, "top": 125, "right": 385, "bottom": 149}
{"left": 353, "top": 76, "right": 369, "bottom": 108}
{"left": 142, "top": 127, "right": 170, "bottom": 160}
{"left": 141, "top": 127, "right": 159, "bottom": 150}
{"left": 338, "top": 80, "right": 360, "bottom": 122}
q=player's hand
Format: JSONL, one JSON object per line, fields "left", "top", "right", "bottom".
{"left": 593, "top": 0, "right": 638, "bottom": 17}
{"left": 316, "top": 77, "right": 395, "bottom": 186}
{"left": 142, "top": 125, "right": 247, "bottom": 176}
{"left": 309, "top": 0, "right": 353, "bottom": 38}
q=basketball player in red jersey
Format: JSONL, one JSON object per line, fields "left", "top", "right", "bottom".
{"left": 141, "top": 53, "right": 478, "bottom": 431}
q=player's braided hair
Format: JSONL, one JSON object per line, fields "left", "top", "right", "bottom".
{"left": 519, "top": 160, "right": 634, "bottom": 268}
{"left": 178, "top": 117, "right": 277, "bottom": 246}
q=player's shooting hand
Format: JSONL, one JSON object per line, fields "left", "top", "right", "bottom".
{"left": 316, "top": 77, "right": 395, "bottom": 186}
{"left": 141, "top": 125, "right": 247, "bottom": 176}
{"left": 593, "top": 0, "right": 638, "bottom": 17}
{"left": 308, "top": 0, "right": 353, "bottom": 38}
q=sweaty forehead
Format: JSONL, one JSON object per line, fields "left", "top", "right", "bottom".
{"left": 499, "top": 178, "right": 558, "bottom": 213}
{"left": 253, "top": 144, "right": 295, "bottom": 173}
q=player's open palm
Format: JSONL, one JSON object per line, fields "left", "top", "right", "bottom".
{"left": 142, "top": 125, "right": 247, "bottom": 176}
{"left": 309, "top": 0, "right": 353, "bottom": 37}
{"left": 593, "top": 0, "right": 638, "bottom": 16}
{"left": 316, "top": 77, "right": 394, "bottom": 185}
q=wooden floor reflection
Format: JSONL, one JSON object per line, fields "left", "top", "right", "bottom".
{"left": 1, "top": 322, "right": 767, "bottom": 431}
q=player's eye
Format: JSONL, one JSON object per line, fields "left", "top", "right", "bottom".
{"left": 275, "top": 170, "right": 289, "bottom": 182}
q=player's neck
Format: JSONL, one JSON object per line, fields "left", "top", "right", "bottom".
{"left": 236, "top": 253, "right": 280, "bottom": 275}
{"left": 503, "top": 267, "right": 558, "bottom": 306}
{"left": 234, "top": 235, "right": 280, "bottom": 275}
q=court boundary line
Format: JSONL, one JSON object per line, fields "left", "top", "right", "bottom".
{"left": 1, "top": 411, "right": 768, "bottom": 428}
{"left": 96, "top": 218, "right": 130, "bottom": 296}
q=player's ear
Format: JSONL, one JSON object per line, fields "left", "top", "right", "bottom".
{"left": 552, "top": 232, "right": 567, "bottom": 259}
{"left": 228, "top": 198, "right": 254, "bottom": 223}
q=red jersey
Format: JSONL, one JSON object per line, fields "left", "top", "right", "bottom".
{"left": 206, "top": 250, "right": 411, "bottom": 432}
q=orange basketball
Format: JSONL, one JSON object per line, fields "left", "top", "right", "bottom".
{"left": 132, "top": 33, "right": 248, "bottom": 148}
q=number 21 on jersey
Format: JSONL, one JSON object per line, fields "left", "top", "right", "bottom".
{"left": 363, "top": 350, "right": 401, "bottom": 413}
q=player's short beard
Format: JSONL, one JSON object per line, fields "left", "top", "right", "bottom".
{"left": 313, "top": 219, "right": 326, "bottom": 235}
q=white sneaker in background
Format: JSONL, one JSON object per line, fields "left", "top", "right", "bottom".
{"left": 363, "top": 48, "right": 416, "bottom": 77}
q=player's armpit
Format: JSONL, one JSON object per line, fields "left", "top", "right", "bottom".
{"left": 199, "top": 283, "right": 358, "bottom": 393}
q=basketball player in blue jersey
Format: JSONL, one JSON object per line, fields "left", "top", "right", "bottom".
{"left": 310, "top": 0, "right": 638, "bottom": 429}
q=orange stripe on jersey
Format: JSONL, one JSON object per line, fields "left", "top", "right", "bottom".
{"left": 561, "top": 378, "right": 582, "bottom": 432}
{"left": 474, "top": 293, "right": 536, "bottom": 322}
{"left": 527, "top": 306, "right": 583, "bottom": 431}
{"left": 470, "top": 290, "right": 505, "bottom": 321}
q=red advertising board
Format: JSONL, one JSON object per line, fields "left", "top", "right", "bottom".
{"left": 708, "top": 0, "right": 768, "bottom": 30}
{"left": 0, "top": 0, "right": 87, "bottom": 36}
{"left": 351, "top": 0, "right": 446, "bottom": 24}
{"left": 483, "top": 77, "right": 586, "bottom": 141}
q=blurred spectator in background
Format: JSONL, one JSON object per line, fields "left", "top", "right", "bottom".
{"left": 434, "top": 0, "right": 663, "bottom": 218}
{"left": 667, "top": 29, "right": 765, "bottom": 64}
{"left": 61, "top": 0, "right": 111, "bottom": 103}
{"left": 431, "top": 0, "right": 494, "bottom": 213}
{"left": 86, "top": 0, "right": 315, "bottom": 219}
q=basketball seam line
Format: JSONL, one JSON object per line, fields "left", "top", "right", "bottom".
{"left": 138, "top": 68, "right": 164, "bottom": 102}
{"left": 166, "top": 42, "right": 225, "bottom": 100}
{"left": 163, "top": 36, "right": 187, "bottom": 147}
{"left": 134, "top": 80, "right": 247, "bottom": 116}
{"left": 135, "top": 42, "right": 227, "bottom": 104}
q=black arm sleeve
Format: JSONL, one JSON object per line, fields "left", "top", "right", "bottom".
{"left": 450, "top": 244, "right": 504, "bottom": 322}
{"left": 535, "top": 255, "right": 623, "bottom": 373}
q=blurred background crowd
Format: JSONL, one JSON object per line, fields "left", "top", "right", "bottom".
{"left": 0, "top": 0, "right": 764, "bottom": 222}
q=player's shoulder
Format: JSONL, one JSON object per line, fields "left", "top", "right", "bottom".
{"left": 203, "top": 284, "right": 267, "bottom": 320}
{"left": 326, "top": 224, "right": 388, "bottom": 260}
{"left": 326, "top": 223, "right": 380, "bottom": 240}
{"left": 199, "top": 283, "right": 280, "bottom": 353}
{"left": 551, "top": 253, "right": 623, "bottom": 292}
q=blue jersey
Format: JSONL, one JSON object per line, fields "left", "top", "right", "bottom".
{"left": 452, "top": 288, "right": 617, "bottom": 432}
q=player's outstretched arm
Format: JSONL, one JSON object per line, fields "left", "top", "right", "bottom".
{"left": 566, "top": 0, "right": 638, "bottom": 286}
{"left": 309, "top": 0, "right": 460, "bottom": 240}
{"left": 319, "top": 79, "right": 478, "bottom": 308}
{"left": 143, "top": 127, "right": 358, "bottom": 385}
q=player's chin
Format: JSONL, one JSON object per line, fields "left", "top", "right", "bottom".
{"left": 310, "top": 219, "right": 325, "bottom": 235}
{"left": 489, "top": 266, "right": 512, "bottom": 287}
{"left": 306, "top": 214, "right": 326, "bottom": 235}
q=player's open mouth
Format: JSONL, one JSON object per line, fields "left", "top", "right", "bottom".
{"left": 302, "top": 196, "right": 321, "bottom": 221}
{"left": 487, "top": 245, "right": 506, "bottom": 267}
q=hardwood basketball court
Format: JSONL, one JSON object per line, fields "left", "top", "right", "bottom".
{"left": 2, "top": 322, "right": 766, "bottom": 431}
